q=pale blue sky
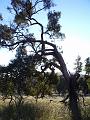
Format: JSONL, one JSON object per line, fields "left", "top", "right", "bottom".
{"left": 0, "top": 0, "right": 90, "bottom": 73}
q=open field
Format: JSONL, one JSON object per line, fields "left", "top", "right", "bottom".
{"left": 0, "top": 96, "right": 90, "bottom": 120}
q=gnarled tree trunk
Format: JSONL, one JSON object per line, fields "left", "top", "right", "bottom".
{"left": 69, "top": 76, "right": 82, "bottom": 120}
{"left": 54, "top": 48, "right": 82, "bottom": 120}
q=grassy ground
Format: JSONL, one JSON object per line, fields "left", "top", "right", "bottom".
{"left": 0, "top": 96, "right": 89, "bottom": 120}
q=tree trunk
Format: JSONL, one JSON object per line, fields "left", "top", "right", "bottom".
{"left": 68, "top": 74, "right": 82, "bottom": 120}
{"left": 54, "top": 49, "right": 82, "bottom": 120}
{"left": 42, "top": 43, "right": 82, "bottom": 120}
{"left": 69, "top": 89, "right": 82, "bottom": 120}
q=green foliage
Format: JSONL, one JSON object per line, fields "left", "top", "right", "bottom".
{"left": 47, "top": 11, "right": 64, "bottom": 38}
{"left": 74, "top": 55, "right": 82, "bottom": 73}
{"left": 0, "top": 45, "right": 34, "bottom": 96}
{"left": 86, "top": 77, "right": 90, "bottom": 92}
{"left": 85, "top": 57, "right": 90, "bottom": 75}
{"left": 0, "top": 0, "right": 65, "bottom": 108}
{"left": 0, "top": 45, "right": 59, "bottom": 99}
{"left": 14, "top": 12, "right": 27, "bottom": 24}
{"left": 0, "top": 14, "right": 3, "bottom": 21}
{"left": 0, "top": 24, "right": 14, "bottom": 41}
{"left": 11, "top": 0, "right": 54, "bottom": 25}
{"left": 42, "top": 0, "right": 54, "bottom": 9}
{"left": 0, "top": 0, "right": 64, "bottom": 51}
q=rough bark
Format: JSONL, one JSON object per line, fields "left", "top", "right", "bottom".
{"left": 69, "top": 91, "right": 82, "bottom": 120}
{"left": 69, "top": 76, "right": 82, "bottom": 120}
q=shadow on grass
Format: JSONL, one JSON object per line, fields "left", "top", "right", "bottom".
{"left": 0, "top": 103, "right": 49, "bottom": 120}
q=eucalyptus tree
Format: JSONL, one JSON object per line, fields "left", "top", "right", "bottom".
{"left": 0, "top": 0, "right": 83, "bottom": 120}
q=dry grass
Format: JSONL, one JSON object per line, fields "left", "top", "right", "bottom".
{"left": 0, "top": 96, "right": 89, "bottom": 120}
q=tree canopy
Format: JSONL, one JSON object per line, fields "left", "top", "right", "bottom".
{"left": 0, "top": 0, "right": 66, "bottom": 98}
{"left": 0, "top": 0, "right": 67, "bottom": 81}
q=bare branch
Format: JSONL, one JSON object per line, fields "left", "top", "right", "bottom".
{"left": 32, "top": 0, "right": 42, "bottom": 8}
{"left": 32, "top": 6, "right": 46, "bottom": 15}
{"left": 37, "top": 48, "right": 54, "bottom": 54}
{"left": 41, "top": 61, "right": 61, "bottom": 74}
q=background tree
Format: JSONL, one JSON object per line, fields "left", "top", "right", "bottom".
{"left": 85, "top": 57, "right": 90, "bottom": 76}
{"left": 74, "top": 55, "right": 82, "bottom": 73}
{"left": 0, "top": 45, "right": 60, "bottom": 103}
{"left": 84, "top": 57, "right": 90, "bottom": 93}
